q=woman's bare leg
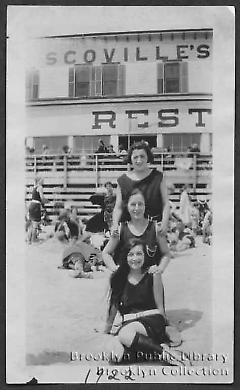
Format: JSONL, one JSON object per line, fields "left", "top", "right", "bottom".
{"left": 117, "top": 321, "right": 147, "bottom": 347}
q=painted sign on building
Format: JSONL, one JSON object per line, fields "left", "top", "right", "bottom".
{"left": 27, "top": 31, "right": 212, "bottom": 68}
{"left": 26, "top": 100, "right": 212, "bottom": 137}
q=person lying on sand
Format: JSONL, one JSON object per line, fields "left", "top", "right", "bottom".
{"left": 167, "top": 223, "right": 195, "bottom": 252}
{"left": 58, "top": 241, "right": 105, "bottom": 278}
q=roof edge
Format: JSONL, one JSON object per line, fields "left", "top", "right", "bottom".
{"left": 39, "top": 28, "right": 213, "bottom": 40}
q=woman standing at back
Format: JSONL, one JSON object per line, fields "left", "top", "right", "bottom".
{"left": 112, "top": 141, "right": 170, "bottom": 235}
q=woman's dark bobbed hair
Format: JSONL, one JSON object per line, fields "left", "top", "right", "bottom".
{"left": 126, "top": 141, "right": 154, "bottom": 164}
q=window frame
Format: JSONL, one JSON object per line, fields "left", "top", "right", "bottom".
{"left": 157, "top": 61, "right": 188, "bottom": 94}
{"left": 164, "top": 62, "right": 180, "bottom": 93}
{"left": 69, "top": 63, "right": 125, "bottom": 98}
{"left": 102, "top": 64, "right": 119, "bottom": 96}
{"left": 163, "top": 133, "right": 201, "bottom": 153}
{"left": 72, "top": 64, "right": 92, "bottom": 98}
{"left": 73, "top": 135, "right": 110, "bottom": 154}
{"left": 26, "top": 69, "right": 39, "bottom": 100}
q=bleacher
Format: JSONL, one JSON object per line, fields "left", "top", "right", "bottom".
{"left": 25, "top": 152, "right": 212, "bottom": 221}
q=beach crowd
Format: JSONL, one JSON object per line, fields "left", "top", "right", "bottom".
{"left": 25, "top": 141, "right": 212, "bottom": 366}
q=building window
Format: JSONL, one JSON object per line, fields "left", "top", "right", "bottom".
{"left": 165, "top": 63, "right": 180, "bottom": 93}
{"left": 25, "top": 69, "right": 39, "bottom": 100}
{"left": 69, "top": 65, "right": 92, "bottom": 97}
{"left": 163, "top": 133, "right": 201, "bottom": 153}
{"left": 74, "top": 135, "right": 110, "bottom": 153}
{"left": 157, "top": 62, "right": 188, "bottom": 94}
{"left": 91, "top": 66, "right": 102, "bottom": 96}
{"left": 102, "top": 64, "right": 118, "bottom": 96}
{"left": 209, "top": 133, "right": 213, "bottom": 153}
{"left": 119, "top": 135, "right": 157, "bottom": 151}
{"left": 69, "top": 64, "right": 125, "bottom": 98}
{"left": 75, "top": 65, "right": 92, "bottom": 97}
{"left": 33, "top": 136, "right": 69, "bottom": 154}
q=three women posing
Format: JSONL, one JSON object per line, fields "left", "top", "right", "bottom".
{"left": 102, "top": 141, "right": 182, "bottom": 350}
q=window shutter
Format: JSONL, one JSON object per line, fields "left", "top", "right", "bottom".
{"left": 117, "top": 65, "right": 126, "bottom": 95}
{"left": 90, "top": 66, "right": 95, "bottom": 96}
{"left": 32, "top": 70, "right": 39, "bottom": 99}
{"left": 88, "top": 66, "right": 93, "bottom": 96}
{"left": 95, "top": 66, "right": 102, "bottom": 96}
{"left": 180, "top": 62, "right": 188, "bottom": 93}
{"left": 157, "top": 63, "right": 164, "bottom": 93}
{"left": 69, "top": 67, "right": 74, "bottom": 97}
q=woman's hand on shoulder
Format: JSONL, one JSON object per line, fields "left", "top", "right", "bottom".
{"left": 110, "top": 264, "right": 119, "bottom": 273}
{"left": 148, "top": 264, "right": 164, "bottom": 275}
{"left": 157, "top": 221, "right": 168, "bottom": 235}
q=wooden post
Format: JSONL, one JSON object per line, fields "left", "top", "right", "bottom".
{"left": 128, "top": 120, "right": 131, "bottom": 150}
{"left": 161, "top": 153, "right": 164, "bottom": 171}
{"left": 193, "top": 154, "right": 197, "bottom": 193}
{"left": 95, "top": 154, "right": 98, "bottom": 188}
{"left": 53, "top": 155, "right": 56, "bottom": 172}
{"left": 34, "top": 156, "right": 37, "bottom": 176}
{"left": 63, "top": 154, "right": 67, "bottom": 189}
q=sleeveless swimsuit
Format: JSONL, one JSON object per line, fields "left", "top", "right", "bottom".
{"left": 117, "top": 168, "right": 163, "bottom": 222}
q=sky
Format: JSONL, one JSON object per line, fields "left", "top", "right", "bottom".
{"left": 7, "top": 5, "right": 234, "bottom": 40}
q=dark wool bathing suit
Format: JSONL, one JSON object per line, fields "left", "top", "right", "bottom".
{"left": 116, "top": 273, "right": 168, "bottom": 343}
{"left": 114, "top": 221, "right": 162, "bottom": 267}
{"left": 117, "top": 169, "right": 163, "bottom": 222}
{"left": 28, "top": 186, "right": 42, "bottom": 222}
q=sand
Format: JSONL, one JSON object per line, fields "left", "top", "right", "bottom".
{"left": 25, "top": 231, "right": 212, "bottom": 367}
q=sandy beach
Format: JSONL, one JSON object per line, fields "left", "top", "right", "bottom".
{"left": 25, "top": 232, "right": 212, "bottom": 367}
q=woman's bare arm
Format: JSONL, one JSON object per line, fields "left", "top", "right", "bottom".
{"left": 159, "top": 177, "right": 170, "bottom": 234}
{"left": 156, "top": 233, "right": 171, "bottom": 273}
{"left": 104, "top": 303, "right": 118, "bottom": 333}
{"left": 38, "top": 185, "right": 46, "bottom": 204}
{"left": 102, "top": 235, "right": 120, "bottom": 272}
{"left": 111, "top": 185, "right": 123, "bottom": 230}
{"left": 153, "top": 273, "right": 165, "bottom": 317}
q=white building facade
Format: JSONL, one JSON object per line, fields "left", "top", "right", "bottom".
{"left": 25, "top": 29, "right": 213, "bottom": 154}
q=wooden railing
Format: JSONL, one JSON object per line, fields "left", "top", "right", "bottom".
{"left": 26, "top": 152, "right": 212, "bottom": 173}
